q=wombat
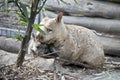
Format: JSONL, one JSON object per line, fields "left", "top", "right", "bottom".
{"left": 33, "top": 12, "right": 105, "bottom": 68}
{"left": 28, "top": 33, "right": 57, "bottom": 58}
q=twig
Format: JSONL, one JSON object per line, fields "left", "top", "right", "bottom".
{"left": 105, "top": 61, "right": 120, "bottom": 66}
{"left": 37, "top": 0, "right": 47, "bottom": 14}
{"left": 14, "top": 1, "right": 26, "bottom": 17}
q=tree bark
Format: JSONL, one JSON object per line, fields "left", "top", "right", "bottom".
{"left": 45, "top": 0, "right": 120, "bottom": 18}
{"left": 45, "top": 11, "right": 120, "bottom": 36}
{"left": 16, "top": 19, "right": 35, "bottom": 67}
{"left": 16, "top": 0, "right": 47, "bottom": 67}
{"left": 16, "top": 1, "right": 39, "bottom": 67}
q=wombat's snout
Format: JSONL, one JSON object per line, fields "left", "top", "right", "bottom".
{"left": 32, "top": 43, "right": 49, "bottom": 56}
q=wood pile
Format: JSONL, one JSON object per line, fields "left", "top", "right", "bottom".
{"left": 44, "top": 0, "right": 120, "bottom": 56}
{"left": 0, "top": 36, "right": 21, "bottom": 53}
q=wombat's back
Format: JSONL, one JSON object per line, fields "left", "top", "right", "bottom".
{"left": 65, "top": 25, "right": 104, "bottom": 68}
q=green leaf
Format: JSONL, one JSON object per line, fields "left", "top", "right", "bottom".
{"left": 0, "top": 9, "right": 11, "bottom": 13}
{"left": 74, "top": 0, "right": 78, "bottom": 4}
{"left": 15, "top": 11, "right": 28, "bottom": 23}
{"left": 33, "top": 24, "right": 45, "bottom": 35}
{"left": 0, "top": 2, "right": 5, "bottom": 7}
{"left": 0, "top": 0, "right": 14, "bottom": 7}
{"left": 18, "top": 2, "right": 28, "bottom": 19}
{"left": 39, "top": 24, "right": 44, "bottom": 26}
{"left": 14, "top": 33, "right": 23, "bottom": 41}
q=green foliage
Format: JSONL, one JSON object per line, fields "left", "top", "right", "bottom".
{"left": 0, "top": 9, "right": 11, "bottom": 13}
{"left": 0, "top": 0, "right": 14, "bottom": 7}
{"left": 0, "top": 0, "right": 29, "bottom": 22}
{"left": 15, "top": 11, "right": 28, "bottom": 23}
{"left": 33, "top": 24, "right": 45, "bottom": 35}
{"left": 74, "top": 0, "right": 78, "bottom": 4}
{"left": 18, "top": 2, "right": 29, "bottom": 19}
{"left": 14, "top": 32, "right": 23, "bottom": 41}
{"left": 36, "top": 0, "right": 47, "bottom": 14}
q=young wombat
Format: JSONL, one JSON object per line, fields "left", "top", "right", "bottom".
{"left": 28, "top": 33, "right": 58, "bottom": 58}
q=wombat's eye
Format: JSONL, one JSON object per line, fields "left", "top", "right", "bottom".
{"left": 47, "top": 28, "right": 52, "bottom": 32}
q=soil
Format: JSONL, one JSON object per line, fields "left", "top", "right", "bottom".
{"left": 0, "top": 50, "right": 120, "bottom": 80}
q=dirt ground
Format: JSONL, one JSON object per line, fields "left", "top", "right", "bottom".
{"left": 0, "top": 50, "right": 120, "bottom": 80}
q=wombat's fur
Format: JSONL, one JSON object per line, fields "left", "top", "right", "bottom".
{"left": 34, "top": 12, "right": 105, "bottom": 68}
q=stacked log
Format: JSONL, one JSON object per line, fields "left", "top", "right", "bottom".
{"left": 0, "top": 36, "right": 21, "bottom": 53}
{"left": 102, "top": 0, "right": 120, "bottom": 3}
{"left": 44, "top": 0, "right": 120, "bottom": 56}
{"left": 45, "top": 11, "right": 120, "bottom": 36}
{"left": 45, "top": 0, "right": 120, "bottom": 19}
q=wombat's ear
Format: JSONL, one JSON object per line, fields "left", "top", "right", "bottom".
{"left": 56, "top": 12, "right": 63, "bottom": 23}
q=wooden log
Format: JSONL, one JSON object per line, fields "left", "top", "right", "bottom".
{"left": 101, "top": 0, "right": 120, "bottom": 3}
{"left": 0, "top": 36, "right": 120, "bottom": 56}
{"left": 45, "top": 0, "right": 120, "bottom": 18}
{"left": 0, "top": 36, "right": 21, "bottom": 53}
{"left": 98, "top": 35, "right": 120, "bottom": 57}
{"left": 45, "top": 11, "right": 120, "bottom": 35}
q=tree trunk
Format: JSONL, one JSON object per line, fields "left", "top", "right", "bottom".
{"left": 16, "top": 18, "right": 35, "bottom": 67}
{"left": 45, "top": 0, "right": 120, "bottom": 18}
{"left": 16, "top": 1, "right": 39, "bottom": 67}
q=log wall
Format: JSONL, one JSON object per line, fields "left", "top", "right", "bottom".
{"left": 44, "top": 0, "right": 120, "bottom": 56}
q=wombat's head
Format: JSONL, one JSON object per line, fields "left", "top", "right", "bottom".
{"left": 30, "top": 33, "right": 49, "bottom": 56}
{"left": 38, "top": 12, "right": 64, "bottom": 44}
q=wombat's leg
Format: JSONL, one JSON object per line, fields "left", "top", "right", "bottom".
{"left": 75, "top": 62, "right": 95, "bottom": 69}
{"left": 47, "top": 44, "right": 59, "bottom": 57}
{"left": 40, "top": 51, "right": 60, "bottom": 58}
{"left": 58, "top": 58, "right": 94, "bottom": 68}
{"left": 48, "top": 44, "right": 56, "bottom": 52}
